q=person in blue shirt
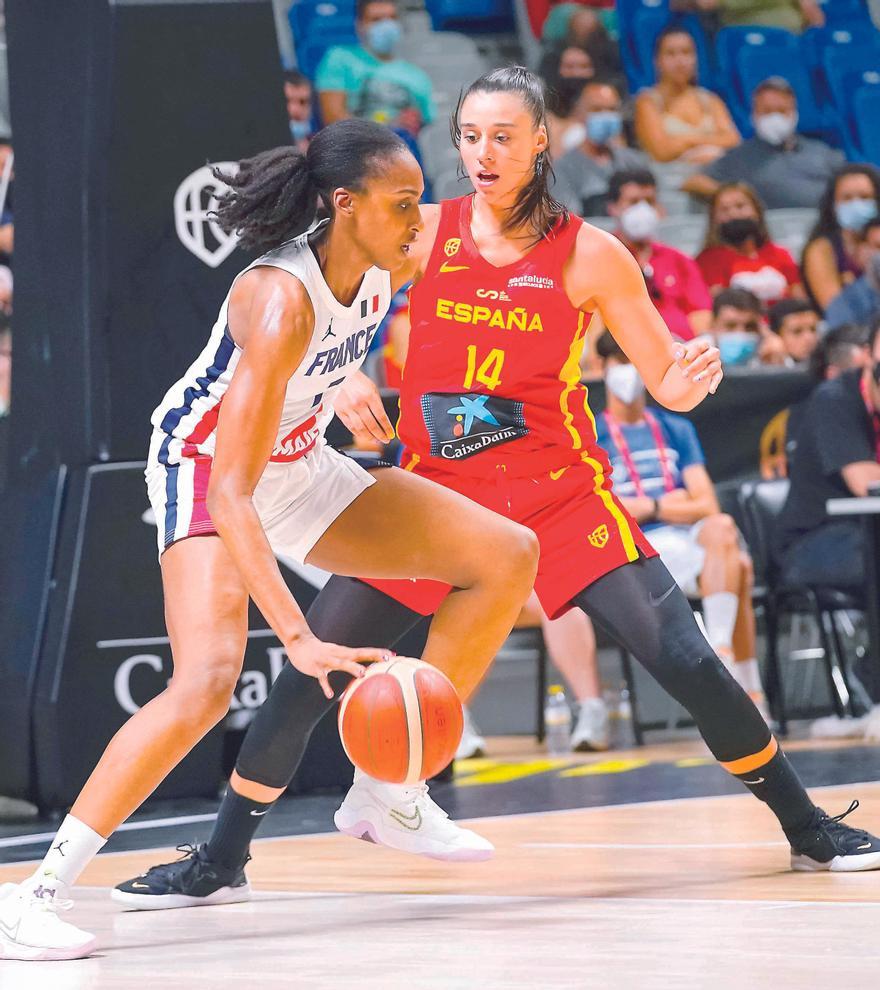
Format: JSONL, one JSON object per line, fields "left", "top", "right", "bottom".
{"left": 593, "top": 330, "right": 768, "bottom": 718}
{"left": 825, "top": 219, "right": 880, "bottom": 332}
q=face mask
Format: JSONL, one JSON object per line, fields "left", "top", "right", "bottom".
{"left": 835, "top": 197, "right": 879, "bottom": 232}
{"left": 365, "top": 18, "right": 401, "bottom": 57}
{"left": 606, "top": 363, "right": 645, "bottom": 405}
{"left": 586, "top": 111, "right": 622, "bottom": 146}
{"left": 289, "top": 119, "right": 312, "bottom": 143}
{"left": 619, "top": 201, "right": 660, "bottom": 242}
{"left": 717, "top": 331, "right": 759, "bottom": 367}
{"left": 753, "top": 112, "right": 797, "bottom": 146}
{"left": 873, "top": 359, "right": 880, "bottom": 386}
{"left": 718, "top": 217, "right": 760, "bottom": 245}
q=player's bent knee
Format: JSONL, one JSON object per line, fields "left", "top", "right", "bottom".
{"left": 496, "top": 523, "right": 540, "bottom": 585}
{"left": 168, "top": 660, "right": 241, "bottom": 727}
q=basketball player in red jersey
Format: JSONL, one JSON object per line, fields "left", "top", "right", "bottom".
{"left": 118, "top": 69, "right": 880, "bottom": 911}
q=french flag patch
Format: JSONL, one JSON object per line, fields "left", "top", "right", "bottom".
{"left": 360, "top": 295, "right": 380, "bottom": 318}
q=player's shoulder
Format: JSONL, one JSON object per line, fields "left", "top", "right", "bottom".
{"left": 231, "top": 265, "right": 316, "bottom": 335}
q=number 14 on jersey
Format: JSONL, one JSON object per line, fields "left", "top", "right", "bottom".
{"left": 463, "top": 345, "right": 505, "bottom": 391}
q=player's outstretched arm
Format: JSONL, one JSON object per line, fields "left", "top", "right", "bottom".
{"left": 568, "top": 226, "right": 723, "bottom": 412}
{"left": 209, "top": 268, "right": 378, "bottom": 695}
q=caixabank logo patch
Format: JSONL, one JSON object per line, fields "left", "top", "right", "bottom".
{"left": 421, "top": 391, "right": 528, "bottom": 460}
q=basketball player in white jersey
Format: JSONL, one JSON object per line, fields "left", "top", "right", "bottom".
{"left": 0, "top": 121, "right": 539, "bottom": 961}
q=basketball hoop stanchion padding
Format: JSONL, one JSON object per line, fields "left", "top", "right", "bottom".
{"left": 0, "top": 0, "right": 289, "bottom": 809}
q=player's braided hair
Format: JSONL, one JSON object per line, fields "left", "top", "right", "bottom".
{"left": 452, "top": 66, "right": 568, "bottom": 242}
{"left": 211, "top": 120, "right": 410, "bottom": 253}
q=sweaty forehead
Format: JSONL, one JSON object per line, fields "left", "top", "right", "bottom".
{"left": 460, "top": 91, "right": 533, "bottom": 128}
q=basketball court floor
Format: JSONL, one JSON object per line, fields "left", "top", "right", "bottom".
{"left": 2, "top": 737, "right": 879, "bottom": 988}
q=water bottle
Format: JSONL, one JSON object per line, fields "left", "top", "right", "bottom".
{"left": 544, "top": 684, "right": 572, "bottom": 755}
{"left": 604, "top": 683, "right": 634, "bottom": 749}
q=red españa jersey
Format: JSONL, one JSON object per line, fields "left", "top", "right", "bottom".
{"left": 398, "top": 196, "right": 604, "bottom": 479}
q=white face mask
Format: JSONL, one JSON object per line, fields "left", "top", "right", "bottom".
{"left": 619, "top": 200, "right": 660, "bottom": 242}
{"left": 606, "top": 363, "right": 645, "bottom": 405}
{"left": 753, "top": 112, "right": 798, "bottom": 146}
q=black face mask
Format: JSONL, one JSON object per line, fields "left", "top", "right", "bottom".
{"left": 873, "top": 359, "right": 880, "bottom": 386}
{"left": 553, "top": 77, "right": 588, "bottom": 115}
{"left": 718, "top": 217, "right": 761, "bottom": 245}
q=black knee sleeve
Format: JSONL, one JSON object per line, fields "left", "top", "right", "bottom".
{"left": 234, "top": 576, "right": 423, "bottom": 789}
{"left": 574, "top": 555, "right": 770, "bottom": 764}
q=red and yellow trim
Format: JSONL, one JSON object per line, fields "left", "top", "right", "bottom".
{"left": 719, "top": 737, "right": 778, "bottom": 775}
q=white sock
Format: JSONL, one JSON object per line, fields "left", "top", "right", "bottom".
{"left": 701, "top": 592, "right": 739, "bottom": 656}
{"left": 29, "top": 815, "right": 107, "bottom": 888}
{"left": 732, "top": 657, "right": 763, "bottom": 696}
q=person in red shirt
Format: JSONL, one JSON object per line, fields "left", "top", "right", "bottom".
{"left": 697, "top": 182, "right": 803, "bottom": 305}
{"left": 607, "top": 167, "right": 712, "bottom": 340}
{"left": 120, "top": 68, "right": 880, "bottom": 913}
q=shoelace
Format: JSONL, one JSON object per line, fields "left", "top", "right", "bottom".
{"left": 395, "top": 783, "right": 450, "bottom": 821}
{"left": 821, "top": 800, "right": 873, "bottom": 845}
{"left": 141, "top": 842, "right": 202, "bottom": 881}
{"left": 26, "top": 884, "right": 73, "bottom": 913}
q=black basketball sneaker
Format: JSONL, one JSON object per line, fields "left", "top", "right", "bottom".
{"left": 786, "top": 801, "right": 880, "bottom": 872}
{"left": 112, "top": 843, "right": 251, "bottom": 910}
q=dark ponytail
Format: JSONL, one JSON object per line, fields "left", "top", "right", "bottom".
{"left": 212, "top": 119, "right": 411, "bottom": 254}
{"left": 452, "top": 65, "right": 568, "bottom": 242}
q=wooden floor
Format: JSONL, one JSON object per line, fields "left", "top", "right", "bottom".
{"left": 2, "top": 777, "right": 879, "bottom": 988}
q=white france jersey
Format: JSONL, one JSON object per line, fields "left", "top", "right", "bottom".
{"left": 150, "top": 219, "right": 391, "bottom": 467}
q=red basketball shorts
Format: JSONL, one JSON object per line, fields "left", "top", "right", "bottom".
{"left": 363, "top": 454, "right": 657, "bottom": 620}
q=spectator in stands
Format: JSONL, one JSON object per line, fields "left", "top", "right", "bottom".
{"left": 314, "top": 0, "right": 434, "bottom": 136}
{"left": 684, "top": 78, "right": 844, "bottom": 210}
{"left": 672, "top": 0, "right": 824, "bottom": 32}
{"left": 607, "top": 168, "right": 712, "bottom": 340}
{"left": 809, "top": 323, "right": 870, "bottom": 383}
{"left": 802, "top": 165, "right": 880, "bottom": 312}
{"left": 634, "top": 27, "right": 739, "bottom": 165}
{"left": 768, "top": 298, "right": 819, "bottom": 365}
{"left": 594, "top": 330, "right": 769, "bottom": 717}
{"left": 284, "top": 70, "right": 314, "bottom": 151}
{"left": 541, "top": 44, "right": 598, "bottom": 156}
{"left": 552, "top": 81, "right": 648, "bottom": 216}
{"left": 697, "top": 182, "right": 803, "bottom": 305}
{"left": 542, "top": 4, "right": 625, "bottom": 93}
{"left": 824, "top": 218, "right": 880, "bottom": 332}
{"left": 710, "top": 287, "right": 788, "bottom": 366}
{"left": 775, "top": 318, "right": 880, "bottom": 595}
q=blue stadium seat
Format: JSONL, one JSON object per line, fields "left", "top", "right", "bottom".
{"left": 288, "top": 0, "right": 355, "bottom": 44}
{"left": 425, "top": 0, "right": 514, "bottom": 32}
{"left": 818, "top": 0, "right": 873, "bottom": 27}
{"left": 853, "top": 86, "right": 880, "bottom": 166}
{"left": 715, "top": 26, "right": 800, "bottom": 107}
{"left": 801, "top": 25, "right": 876, "bottom": 105}
{"left": 823, "top": 42, "right": 880, "bottom": 118}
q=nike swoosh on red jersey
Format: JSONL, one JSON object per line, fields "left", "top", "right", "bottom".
{"left": 438, "top": 261, "right": 470, "bottom": 273}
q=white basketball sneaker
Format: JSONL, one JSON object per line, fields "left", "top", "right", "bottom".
{"left": 334, "top": 775, "right": 494, "bottom": 862}
{"left": 570, "top": 698, "right": 610, "bottom": 752}
{"left": 0, "top": 877, "right": 97, "bottom": 961}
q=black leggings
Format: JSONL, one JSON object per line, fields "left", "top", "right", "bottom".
{"left": 235, "top": 557, "right": 770, "bottom": 788}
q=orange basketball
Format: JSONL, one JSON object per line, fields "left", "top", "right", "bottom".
{"left": 338, "top": 657, "right": 463, "bottom": 785}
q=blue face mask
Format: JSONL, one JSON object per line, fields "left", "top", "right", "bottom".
{"left": 365, "top": 18, "right": 401, "bottom": 57}
{"left": 835, "top": 197, "right": 878, "bottom": 232}
{"left": 289, "top": 119, "right": 312, "bottom": 142}
{"left": 717, "top": 332, "right": 759, "bottom": 367}
{"left": 586, "top": 111, "right": 622, "bottom": 146}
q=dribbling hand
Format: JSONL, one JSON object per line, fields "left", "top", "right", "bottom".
{"left": 674, "top": 339, "right": 723, "bottom": 395}
{"left": 286, "top": 633, "right": 390, "bottom": 699}
{"left": 335, "top": 371, "right": 395, "bottom": 445}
